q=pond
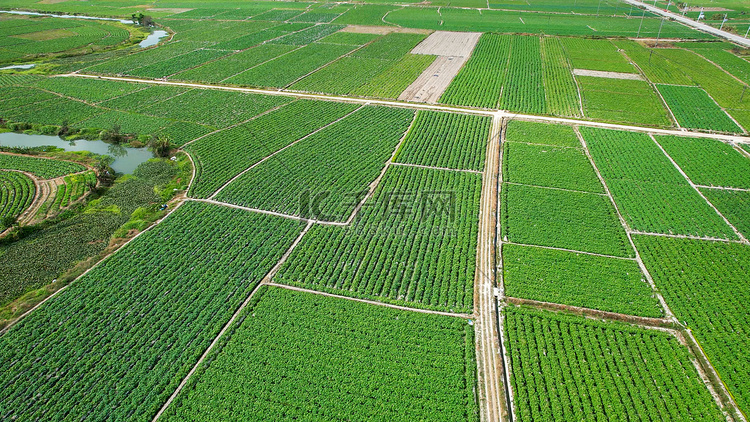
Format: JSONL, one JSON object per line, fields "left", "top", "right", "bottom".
{"left": 0, "top": 132, "right": 155, "bottom": 174}
{"left": 139, "top": 30, "right": 168, "bottom": 48}
{"left": 0, "top": 64, "right": 35, "bottom": 70}
{"left": 0, "top": 10, "right": 134, "bottom": 24}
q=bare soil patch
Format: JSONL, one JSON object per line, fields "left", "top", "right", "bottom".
{"left": 399, "top": 55, "right": 468, "bottom": 103}
{"left": 411, "top": 31, "right": 481, "bottom": 57}
{"left": 573, "top": 69, "right": 646, "bottom": 80}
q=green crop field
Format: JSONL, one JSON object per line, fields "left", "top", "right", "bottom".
{"left": 394, "top": 111, "right": 491, "bottom": 171}
{"left": 582, "top": 128, "right": 737, "bottom": 239}
{"left": 1, "top": 2, "right": 749, "bottom": 420}
{"left": 0, "top": 170, "right": 35, "bottom": 228}
{"left": 162, "top": 286, "right": 478, "bottom": 421}
{"left": 276, "top": 165, "right": 482, "bottom": 313}
{"left": 505, "top": 306, "right": 725, "bottom": 421}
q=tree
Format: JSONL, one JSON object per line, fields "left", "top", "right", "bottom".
{"left": 1, "top": 216, "right": 16, "bottom": 230}
{"left": 148, "top": 135, "right": 172, "bottom": 158}
{"left": 131, "top": 13, "right": 154, "bottom": 26}
{"left": 95, "top": 155, "right": 115, "bottom": 185}
{"left": 101, "top": 124, "right": 125, "bottom": 144}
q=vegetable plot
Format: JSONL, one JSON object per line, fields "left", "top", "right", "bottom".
{"left": 0, "top": 201, "right": 303, "bottom": 421}
{"left": 582, "top": 127, "right": 737, "bottom": 239}
{"left": 0, "top": 153, "right": 86, "bottom": 179}
{"left": 163, "top": 286, "right": 479, "bottom": 422}
{"left": 215, "top": 106, "right": 414, "bottom": 222}
{"left": 655, "top": 135, "right": 750, "bottom": 189}
{"left": 0, "top": 170, "right": 34, "bottom": 226}
{"left": 656, "top": 85, "right": 743, "bottom": 133}
{"left": 634, "top": 236, "right": 750, "bottom": 415}
{"left": 394, "top": 111, "right": 491, "bottom": 171}
{"left": 505, "top": 306, "right": 725, "bottom": 422}
{"left": 503, "top": 244, "right": 661, "bottom": 317}
{"left": 276, "top": 165, "right": 482, "bottom": 313}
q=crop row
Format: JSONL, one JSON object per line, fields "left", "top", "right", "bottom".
{"left": 0, "top": 153, "right": 86, "bottom": 179}
{"left": 394, "top": 111, "right": 491, "bottom": 171}
{"left": 505, "top": 306, "right": 724, "bottom": 421}
{"left": 502, "top": 244, "right": 661, "bottom": 317}
{"left": 501, "top": 35, "right": 546, "bottom": 115}
{"left": 501, "top": 183, "right": 633, "bottom": 257}
{"left": 216, "top": 106, "right": 414, "bottom": 221}
{"left": 0, "top": 201, "right": 304, "bottom": 420}
{"left": 503, "top": 141, "right": 603, "bottom": 194}
{"left": 540, "top": 37, "right": 581, "bottom": 117}
{"left": 276, "top": 165, "right": 482, "bottom": 313}
{"left": 634, "top": 236, "right": 750, "bottom": 414}
{"left": 655, "top": 135, "right": 750, "bottom": 189}
{"left": 0, "top": 170, "right": 35, "bottom": 226}
{"left": 439, "top": 33, "right": 510, "bottom": 109}
{"left": 656, "top": 84, "right": 743, "bottom": 133}
{"left": 582, "top": 127, "right": 737, "bottom": 239}
{"left": 39, "top": 171, "right": 96, "bottom": 218}
{"left": 162, "top": 286, "right": 478, "bottom": 421}
{"left": 187, "top": 99, "right": 359, "bottom": 198}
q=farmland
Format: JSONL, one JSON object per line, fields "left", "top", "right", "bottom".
{"left": 162, "top": 286, "right": 478, "bottom": 422}
{"left": 504, "top": 306, "right": 724, "bottom": 421}
{"left": 0, "top": 171, "right": 34, "bottom": 227}
{"left": 2, "top": 2, "right": 750, "bottom": 421}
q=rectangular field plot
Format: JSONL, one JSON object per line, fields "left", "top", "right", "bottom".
{"left": 504, "top": 120, "right": 581, "bottom": 148}
{"left": 352, "top": 54, "right": 437, "bottom": 99}
{"left": 582, "top": 127, "right": 737, "bottom": 239}
{"left": 224, "top": 43, "right": 356, "bottom": 88}
{"left": 504, "top": 306, "right": 724, "bottom": 422}
{"left": 578, "top": 76, "right": 672, "bottom": 127}
{"left": 656, "top": 85, "right": 743, "bottom": 133}
{"left": 500, "top": 35, "right": 546, "bottom": 115}
{"left": 439, "top": 33, "right": 510, "bottom": 109}
{"left": 170, "top": 44, "right": 296, "bottom": 83}
{"left": 634, "top": 236, "right": 750, "bottom": 414}
{"left": 503, "top": 142, "right": 604, "bottom": 193}
{"left": 161, "top": 286, "right": 478, "bottom": 422}
{"left": 0, "top": 202, "right": 304, "bottom": 421}
{"left": 700, "top": 189, "right": 750, "bottom": 239}
{"left": 393, "top": 111, "right": 491, "bottom": 171}
{"left": 140, "top": 89, "right": 291, "bottom": 128}
{"left": 275, "top": 166, "right": 482, "bottom": 313}
{"left": 215, "top": 106, "right": 414, "bottom": 222}
{"left": 502, "top": 244, "right": 661, "bottom": 317}
{"left": 187, "top": 100, "right": 359, "bottom": 198}
{"left": 656, "top": 135, "right": 750, "bottom": 189}
{"left": 541, "top": 37, "right": 581, "bottom": 117}
{"left": 559, "top": 37, "right": 637, "bottom": 73}
{"left": 501, "top": 183, "right": 633, "bottom": 257}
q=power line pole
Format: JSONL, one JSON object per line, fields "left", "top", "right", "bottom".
{"left": 656, "top": 16, "right": 665, "bottom": 46}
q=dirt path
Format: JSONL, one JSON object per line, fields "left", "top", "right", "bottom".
{"left": 474, "top": 112, "right": 505, "bottom": 422}
{"left": 573, "top": 69, "right": 645, "bottom": 80}
{"left": 64, "top": 73, "right": 750, "bottom": 145}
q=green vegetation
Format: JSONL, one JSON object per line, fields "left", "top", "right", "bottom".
{"left": 656, "top": 85, "right": 743, "bottom": 133}
{"left": 0, "top": 14, "right": 139, "bottom": 65}
{"left": 577, "top": 76, "right": 672, "bottom": 127}
{"left": 656, "top": 136, "right": 750, "bottom": 189}
{"left": 0, "top": 159, "right": 177, "bottom": 308}
{"left": 187, "top": 100, "right": 359, "bottom": 199}
{"left": 559, "top": 37, "right": 636, "bottom": 73}
{"left": 503, "top": 244, "right": 660, "bottom": 317}
{"left": 0, "top": 170, "right": 34, "bottom": 228}
{"left": 224, "top": 43, "right": 355, "bottom": 88}
{"left": 635, "top": 236, "right": 750, "bottom": 414}
{"left": 541, "top": 37, "right": 581, "bottom": 117}
{"left": 0, "top": 153, "right": 86, "bottom": 179}
{"left": 505, "top": 306, "right": 725, "bottom": 421}
{"left": 501, "top": 36, "right": 546, "bottom": 114}
{"left": 277, "top": 165, "right": 481, "bottom": 313}
{"left": 504, "top": 120, "right": 581, "bottom": 147}
{"left": 502, "top": 183, "right": 633, "bottom": 257}
{"left": 216, "top": 106, "right": 414, "bottom": 221}
{"left": 440, "top": 33, "right": 510, "bottom": 109}
{"left": 352, "top": 54, "right": 436, "bottom": 99}
{"left": 0, "top": 202, "right": 303, "bottom": 420}
{"left": 163, "top": 286, "right": 479, "bottom": 422}
{"left": 38, "top": 171, "right": 97, "bottom": 219}
{"left": 503, "top": 141, "right": 603, "bottom": 193}
{"left": 582, "top": 128, "right": 737, "bottom": 239}
{"left": 394, "top": 111, "right": 490, "bottom": 171}
{"left": 699, "top": 188, "right": 750, "bottom": 239}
